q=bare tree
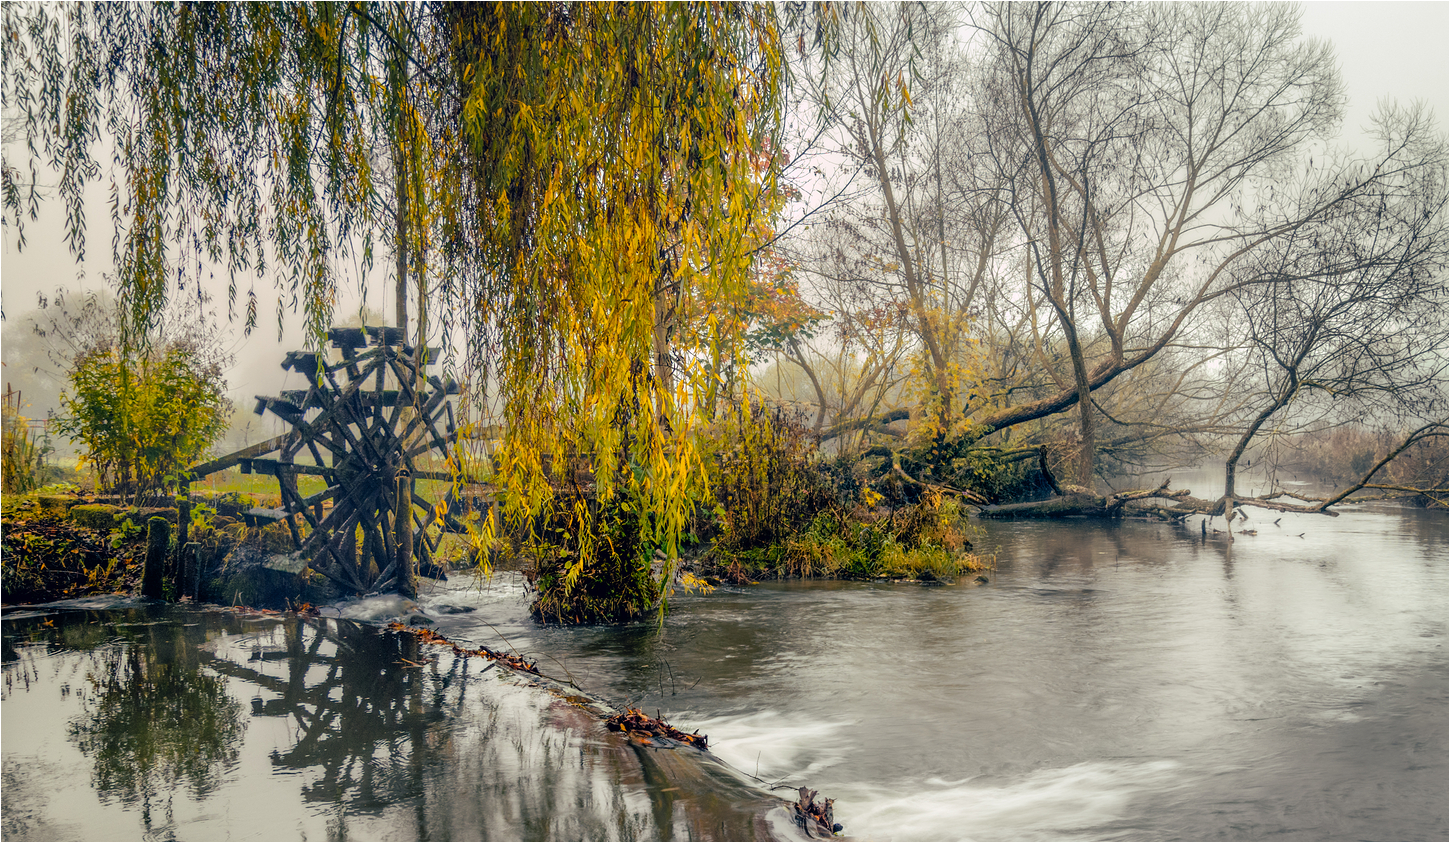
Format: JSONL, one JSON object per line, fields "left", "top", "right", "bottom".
{"left": 957, "top": 1, "right": 1449, "bottom": 493}
{"left": 1216, "top": 107, "right": 1448, "bottom": 518}
{"left": 793, "top": 2, "right": 1012, "bottom": 440}
{"left": 774, "top": 2, "right": 1446, "bottom": 512}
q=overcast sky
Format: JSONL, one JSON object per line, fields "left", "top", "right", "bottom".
{"left": 2, "top": 1, "right": 1447, "bottom": 409}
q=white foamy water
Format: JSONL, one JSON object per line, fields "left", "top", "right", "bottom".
{"left": 683, "top": 710, "right": 851, "bottom": 783}
{"left": 834, "top": 760, "right": 1182, "bottom": 841}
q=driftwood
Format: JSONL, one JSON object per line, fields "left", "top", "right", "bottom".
{"left": 387, "top": 622, "right": 539, "bottom": 674}
{"left": 792, "top": 786, "right": 840, "bottom": 838}
{"left": 604, "top": 708, "right": 710, "bottom": 750}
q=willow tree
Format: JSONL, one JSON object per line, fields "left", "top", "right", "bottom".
{"left": 436, "top": 4, "right": 786, "bottom": 621}
{"left": 4, "top": 2, "right": 787, "bottom": 620}
{"left": 1, "top": 3, "right": 415, "bottom": 344}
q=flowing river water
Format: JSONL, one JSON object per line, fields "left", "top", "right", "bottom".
{"left": 3, "top": 468, "right": 1446, "bottom": 840}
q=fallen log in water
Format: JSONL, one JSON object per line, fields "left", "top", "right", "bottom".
{"left": 387, "top": 621, "right": 540, "bottom": 673}
{"left": 385, "top": 620, "right": 844, "bottom": 836}
{"left": 979, "top": 479, "right": 1194, "bottom": 520}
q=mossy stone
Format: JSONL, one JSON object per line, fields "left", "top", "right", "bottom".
{"left": 69, "top": 504, "right": 126, "bottom": 531}
{"left": 36, "top": 495, "right": 78, "bottom": 518}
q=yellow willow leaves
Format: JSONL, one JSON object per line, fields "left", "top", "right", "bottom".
{"left": 443, "top": 3, "right": 785, "bottom": 611}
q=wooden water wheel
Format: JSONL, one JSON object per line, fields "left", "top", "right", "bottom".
{"left": 200, "top": 326, "right": 461, "bottom": 596}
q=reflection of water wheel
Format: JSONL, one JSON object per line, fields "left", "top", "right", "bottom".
{"left": 224, "top": 327, "right": 459, "bottom": 596}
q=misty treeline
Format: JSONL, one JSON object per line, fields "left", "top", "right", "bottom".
{"left": 757, "top": 2, "right": 1447, "bottom": 516}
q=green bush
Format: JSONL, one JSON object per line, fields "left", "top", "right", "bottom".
{"left": 55, "top": 342, "right": 230, "bottom": 502}
{"left": 705, "top": 400, "right": 835, "bottom": 551}
{"left": 1, "top": 515, "right": 140, "bottom": 603}
{"left": 704, "top": 492, "right": 988, "bottom": 583}
{"left": 696, "top": 399, "right": 991, "bottom": 583}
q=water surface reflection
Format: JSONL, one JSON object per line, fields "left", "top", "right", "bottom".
{"left": 2, "top": 604, "right": 784, "bottom": 841}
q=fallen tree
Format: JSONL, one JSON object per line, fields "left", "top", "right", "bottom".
{"left": 979, "top": 478, "right": 1195, "bottom": 520}
{"left": 981, "top": 423, "right": 1448, "bottom": 522}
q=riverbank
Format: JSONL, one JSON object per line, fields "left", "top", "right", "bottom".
{"left": 0, "top": 485, "right": 991, "bottom": 608}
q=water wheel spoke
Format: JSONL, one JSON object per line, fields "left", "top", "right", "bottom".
{"left": 315, "top": 375, "right": 386, "bottom": 469}
{"left": 350, "top": 491, "right": 395, "bottom": 579}
{"left": 401, "top": 392, "right": 451, "bottom": 444}
{"left": 311, "top": 508, "right": 367, "bottom": 594}
{"left": 273, "top": 467, "right": 306, "bottom": 549}
{"left": 415, "top": 519, "right": 441, "bottom": 555}
{"left": 395, "top": 383, "right": 454, "bottom": 451}
{"left": 329, "top": 507, "right": 367, "bottom": 588}
{"left": 301, "top": 418, "right": 331, "bottom": 468}
{"left": 403, "top": 414, "right": 458, "bottom": 461}
{"left": 406, "top": 499, "right": 441, "bottom": 556}
{"left": 309, "top": 548, "right": 366, "bottom": 595}
{"left": 373, "top": 559, "right": 399, "bottom": 593}
{"left": 297, "top": 488, "right": 356, "bottom": 546}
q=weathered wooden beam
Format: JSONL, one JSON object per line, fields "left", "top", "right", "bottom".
{"left": 242, "top": 458, "right": 336, "bottom": 478}
{"left": 187, "top": 434, "right": 289, "bottom": 479}
{"left": 281, "top": 350, "right": 321, "bottom": 374}
{"left": 329, "top": 327, "right": 368, "bottom": 352}
{"left": 242, "top": 507, "right": 291, "bottom": 526}
{"left": 365, "top": 325, "right": 407, "bottom": 346}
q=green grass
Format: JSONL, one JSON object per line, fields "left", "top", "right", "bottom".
{"left": 188, "top": 470, "right": 457, "bottom": 503}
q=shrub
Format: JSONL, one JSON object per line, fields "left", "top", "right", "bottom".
{"left": 1, "top": 515, "right": 141, "bottom": 603}
{"left": 705, "top": 400, "right": 835, "bottom": 551}
{"left": 55, "top": 342, "right": 230, "bottom": 502}
{"left": 695, "top": 398, "right": 992, "bottom": 582}
{"left": 705, "top": 490, "right": 988, "bottom": 583}
{"left": 527, "top": 502, "right": 662, "bottom": 624}
{"left": 1279, "top": 426, "right": 1449, "bottom": 506}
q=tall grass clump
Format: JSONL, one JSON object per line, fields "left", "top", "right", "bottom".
{"left": 2, "top": 395, "right": 51, "bottom": 496}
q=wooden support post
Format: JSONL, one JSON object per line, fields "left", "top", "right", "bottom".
{"left": 176, "top": 485, "right": 191, "bottom": 564}
{"left": 185, "top": 542, "right": 203, "bottom": 600}
{"left": 143, "top": 516, "right": 170, "bottom": 600}
{"left": 395, "top": 471, "right": 415, "bottom": 598}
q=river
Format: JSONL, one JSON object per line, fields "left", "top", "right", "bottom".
{"left": 3, "top": 471, "right": 1446, "bottom": 840}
